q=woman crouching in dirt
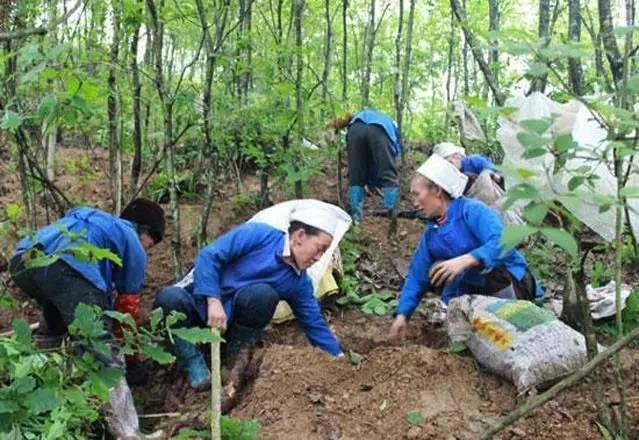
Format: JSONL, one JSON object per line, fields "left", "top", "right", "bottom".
{"left": 388, "top": 155, "right": 541, "bottom": 343}
{"left": 9, "top": 199, "right": 166, "bottom": 439}
{"left": 155, "top": 203, "right": 346, "bottom": 409}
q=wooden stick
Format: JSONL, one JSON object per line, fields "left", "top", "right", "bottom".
{"left": 211, "top": 329, "right": 221, "bottom": 440}
{"left": 480, "top": 325, "right": 639, "bottom": 439}
{"left": 138, "top": 412, "right": 181, "bottom": 419}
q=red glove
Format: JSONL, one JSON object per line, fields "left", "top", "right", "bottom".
{"left": 113, "top": 294, "right": 142, "bottom": 362}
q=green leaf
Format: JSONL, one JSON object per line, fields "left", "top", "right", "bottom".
{"left": 501, "top": 225, "right": 537, "bottom": 249}
{"left": 149, "top": 308, "right": 164, "bottom": 331}
{"left": 97, "top": 367, "right": 123, "bottom": 389}
{"left": 527, "top": 62, "right": 549, "bottom": 78}
{"left": 172, "top": 327, "right": 223, "bottom": 345}
{"left": 69, "top": 303, "right": 105, "bottom": 339}
{"left": 627, "top": 74, "right": 639, "bottom": 93}
{"left": 379, "top": 399, "right": 389, "bottom": 411}
{"left": 523, "top": 203, "right": 548, "bottom": 226}
{"left": 12, "top": 319, "right": 32, "bottom": 345}
{"left": 0, "top": 399, "right": 20, "bottom": 414}
{"left": 103, "top": 310, "right": 137, "bottom": 329}
{"left": 46, "top": 420, "right": 66, "bottom": 439}
{"left": 406, "top": 410, "right": 424, "bottom": 426}
{"left": 38, "top": 95, "right": 58, "bottom": 120}
{"left": 541, "top": 228, "right": 578, "bottom": 259}
{"left": 2, "top": 111, "right": 23, "bottom": 132}
{"left": 516, "top": 132, "right": 547, "bottom": 150}
{"left": 568, "top": 176, "right": 586, "bottom": 191}
{"left": 447, "top": 341, "right": 467, "bottom": 353}
{"left": 523, "top": 147, "right": 547, "bottom": 159}
{"left": 554, "top": 134, "right": 578, "bottom": 152}
{"left": 13, "top": 376, "right": 36, "bottom": 394}
{"left": 620, "top": 186, "right": 639, "bottom": 198}
{"left": 89, "top": 373, "right": 110, "bottom": 400}
{"left": 613, "top": 25, "right": 639, "bottom": 37}
{"left": 520, "top": 119, "right": 550, "bottom": 135}
{"left": 141, "top": 344, "right": 175, "bottom": 364}
{"left": 25, "top": 388, "right": 60, "bottom": 414}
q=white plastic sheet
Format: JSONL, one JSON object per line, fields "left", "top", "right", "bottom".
{"left": 497, "top": 92, "right": 639, "bottom": 242}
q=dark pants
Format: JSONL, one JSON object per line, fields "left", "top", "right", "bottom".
{"left": 10, "top": 254, "right": 111, "bottom": 336}
{"left": 154, "top": 283, "right": 280, "bottom": 340}
{"left": 9, "top": 254, "right": 120, "bottom": 367}
{"left": 346, "top": 121, "right": 399, "bottom": 187}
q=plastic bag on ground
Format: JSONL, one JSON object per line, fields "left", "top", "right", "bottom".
{"left": 447, "top": 295, "right": 589, "bottom": 392}
{"left": 587, "top": 281, "right": 632, "bottom": 320}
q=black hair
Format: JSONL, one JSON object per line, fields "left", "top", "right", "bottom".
{"left": 288, "top": 220, "right": 325, "bottom": 236}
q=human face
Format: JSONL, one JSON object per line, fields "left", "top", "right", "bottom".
{"left": 410, "top": 175, "right": 447, "bottom": 218}
{"left": 140, "top": 233, "right": 156, "bottom": 251}
{"left": 290, "top": 229, "right": 333, "bottom": 270}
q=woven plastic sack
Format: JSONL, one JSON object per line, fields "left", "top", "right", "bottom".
{"left": 448, "top": 295, "right": 589, "bottom": 392}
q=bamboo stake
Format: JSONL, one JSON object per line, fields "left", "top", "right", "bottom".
{"left": 211, "top": 328, "right": 221, "bottom": 440}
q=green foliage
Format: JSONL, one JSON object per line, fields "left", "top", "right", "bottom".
{"left": 171, "top": 416, "right": 261, "bottom": 440}
{"left": 406, "top": 410, "right": 424, "bottom": 426}
{"left": 590, "top": 260, "right": 612, "bottom": 288}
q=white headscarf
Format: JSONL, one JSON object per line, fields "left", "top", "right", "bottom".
{"left": 416, "top": 154, "right": 468, "bottom": 198}
{"left": 432, "top": 142, "right": 466, "bottom": 158}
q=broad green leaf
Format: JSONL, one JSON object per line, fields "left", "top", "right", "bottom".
{"left": 69, "top": 303, "right": 105, "bottom": 339}
{"left": 527, "top": 62, "right": 548, "bottom": 78}
{"left": 554, "top": 134, "right": 578, "bottom": 152}
{"left": 516, "top": 132, "right": 547, "bottom": 150}
{"left": 104, "top": 310, "right": 137, "bottom": 329}
{"left": 568, "top": 176, "right": 585, "bottom": 191}
{"left": 523, "top": 147, "right": 547, "bottom": 159}
{"left": 89, "top": 373, "right": 110, "bottom": 400}
{"left": 46, "top": 420, "right": 66, "bottom": 440}
{"left": 38, "top": 95, "right": 58, "bottom": 120}
{"left": 13, "top": 376, "right": 36, "bottom": 394}
{"left": 627, "top": 74, "right": 639, "bottom": 93}
{"left": 620, "top": 186, "right": 639, "bottom": 198}
{"left": 520, "top": 119, "right": 550, "bottom": 135}
{"left": 141, "top": 344, "right": 175, "bottom": 364}
{"left": 406, "top": 410, "right": 424, "bottom": 426}
{"left": 501, "top": 225, "right": 537, "bottom": 250}
{"left": 523, "top": 203, "right": 548, "bottom": 225}
{"left": 541, "top": 228, "right": 578, "bottom": 259}
{"left": 613, "top": 26, "right": 639, "bottom": 37}
{"left": 447, "top": 341, "right": 467, "bottom": 353}
{"left": 25, "top": 388, "right": 60, "bottom": 414}
{"left": 2, "top": 111, "right": 23, "bottom": 132}
{"left": 0, "top": 399, "right": 20, "bottom": 414}
{"left": 149, "top": 308, "right": 164, "bottom": 331}
{"left": 12, "top": 319, "right": 32, "bottom": 346}
{"left": 172, "top": 327, "right": 224, "bottom": 345}
{"left": 97, "top": 367, "right": 123, "bottom": 388}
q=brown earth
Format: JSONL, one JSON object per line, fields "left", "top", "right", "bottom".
{"left": 2, "top": 146, "right": 639, "bottom": 439}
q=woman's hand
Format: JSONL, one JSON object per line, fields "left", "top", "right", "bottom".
{"left": 429, "top": 254, "right": 479, "bottom": 287}
{"left": 388, "top": 315, "right": 408, "bottom": 344}
{"left": 207, "top": 297, "right": 227, "bottom": 332}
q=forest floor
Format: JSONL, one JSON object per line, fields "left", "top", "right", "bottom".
{"left": 1, "top": 147, "right": 639, "bottom": 439}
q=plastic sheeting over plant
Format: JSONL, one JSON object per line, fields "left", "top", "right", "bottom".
{"left": 496, "top": 92, "right": 639, "bottom": 242}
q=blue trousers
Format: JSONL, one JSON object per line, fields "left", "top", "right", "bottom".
{"left": 154, "top": 283, "right": 280, "bottom": 332}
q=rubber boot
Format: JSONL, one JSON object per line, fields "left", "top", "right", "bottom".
{"left": 382, "top": 186, "right": 399, "bottom": 212}
{"left": 174, "top": 338, "right": 211, "bottom": 391}
{"left": 349, "top": 185, "right": 365, "bottom": 221}
{"left": 104, "top": 378, "right": 165, "bottom": 440}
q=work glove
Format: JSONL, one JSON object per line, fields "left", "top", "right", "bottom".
{"left": 113, "top": 294, "right": 142, "bottom": 365}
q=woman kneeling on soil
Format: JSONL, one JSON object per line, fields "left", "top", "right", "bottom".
{"left": 388, "top": 155, "right": 541, "bottom": 343}
{"left": 155, "top": 203, "right": 345, "bottom": 398}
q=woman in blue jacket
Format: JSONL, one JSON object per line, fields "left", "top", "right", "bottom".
{"left": 433, "top": 142, "right": 504, "bottom": 189}
{"left": 155, "top": 204, "right": 344, "bottom": 395}
{"left": 388, "top": 155, "right": 540, "bottom": 343}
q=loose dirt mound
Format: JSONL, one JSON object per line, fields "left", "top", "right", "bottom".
{"left": 232, "top": 344, "right": 507, "bottom": 440}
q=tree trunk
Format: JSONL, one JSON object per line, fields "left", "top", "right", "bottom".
{"left": 450, "top": 0, "right": 504, "bottom": 105}
{"left": 393, "top": 0, "right": 404, "bottom": 126}
{"left": 294, "top": 0, "right": 304, "bottom": 198}
{"left": 529, "top": 0, "right": 550, "bottom": 93}
{"left": 568, "top": 0, "right": 584, "bottom": 96}
{"left": 462, "top": 0, "right": 469, "bottom": 95}
{"left": 108, "top": 0, "right": 122, "bottom": 213}
{"left": 598, "top": 0, "right": 624, "bottom": 87}
{"left": 342, "top": 0, "right": 348, "bottom": 103}
{"left": 146, "top": 0, "right": 182, "bottom": 275}
{"left": 361, "top": 0, "right": 375, "bottom": 107}
{"left": 321, "top": 0, "right": 333, "bottom": 114}
{"left": 130, "top": 3, "right": 143, "bottom": 193}
{"left": 488, "top": 0, "right": 499, "bottom": 95}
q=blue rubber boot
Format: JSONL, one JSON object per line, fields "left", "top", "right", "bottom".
{"left": 349, "top": 186, "right": 365, "bottom": 221}
{"left": 382, "top": 186, "right": 400, "bottom": 211}
{"left": 174, "top": 338, "right": 211, "bottom": 391}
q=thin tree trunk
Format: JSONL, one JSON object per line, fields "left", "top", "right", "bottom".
{"left": 146, "top": 0, "right": 182, "bottom": 275}
{"left": 488, "top": 0, "right": 499, "bottom": 97}
{"left": 462, "top": 0, "right": 469, "bottom": 95}
{"left": 44, "top": 126, "right": 56, "bottom": 181}
{"left": 321, "top": 0, "right": 333, "bottom": 114}
{"left": 598, "top": 0, "right": 624, "bottom": 87}
{"left": 393, "top": 0, "right": 404, "bottom": 125}
{"left": 529, "top": 0, "right": 551, "bottom": 93}
{"left": 108, "top": 0, "right": 122, "bottom": 213}
{"left": 361, "top": 0, "right": 375, "bottom": 107}
{"left": 450, "top": 0, "right": 504, "bottom": 105}
{"left": 130, "top": 3, "right": 143, "bottom": 193}
{"left": 568, "top": 0, "right": 584, "bottom": 96}
{"left": 294, "top": 0, "right": 304, "bottom": 198}
{"left": 342, "top": 0, "right": 348, "bottom": 103}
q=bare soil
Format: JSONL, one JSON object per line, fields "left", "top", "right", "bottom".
{"left": 2, "top": 146, "right": 639, "bottom": 439}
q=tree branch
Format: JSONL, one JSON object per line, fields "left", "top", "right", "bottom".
{"left": 0, "top": 0, "right": 85, "bottom": 42}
